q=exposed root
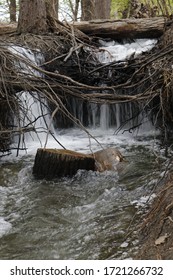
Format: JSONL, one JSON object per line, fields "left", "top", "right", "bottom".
{"left": 0, "top": 22, "right": 173, "bottom": 156}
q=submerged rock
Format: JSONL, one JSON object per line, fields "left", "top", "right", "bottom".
{"left": 91, "top": 147, "right": 125, "bottom": 172}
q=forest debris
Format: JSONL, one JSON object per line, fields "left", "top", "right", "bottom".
{"left": 155, "top": 234, "right": 169, "bottom": 245}
{"left": 1, "top": 20, "right": 173, "bottom": 157}
{"left": 167, "top": 216, "right": 173, "bottom": 223}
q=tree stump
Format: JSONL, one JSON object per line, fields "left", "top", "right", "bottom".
{"left": 33, "top": 148, "right": 95, "bottom": 179}
{"left": 33, "top": 147, "right": 126, "bottom": 179}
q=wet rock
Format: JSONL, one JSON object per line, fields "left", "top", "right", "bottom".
{"left": 91, "top": 147, "right": 125, "bottom": 172}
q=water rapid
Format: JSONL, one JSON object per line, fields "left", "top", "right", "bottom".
{"left": 0, "top": 39, "right": 167, "bottom": 260}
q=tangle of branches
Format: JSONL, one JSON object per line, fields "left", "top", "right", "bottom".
{"left": 0, "top": 26, "right": 173, "bottom": 156}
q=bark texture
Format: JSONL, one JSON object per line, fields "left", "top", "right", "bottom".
{"left": 9, "top": 0, "right": 17, "bottom": 22}
{"left": 136, "top": 177, "right": 173, "bottom": 260}
{"left": 17, "top": 0, "right": 48, "bottom": 34}
{"left": 33, "top": 148, "right": 95, "bottom": 179}
{"left": 81, "top": 0, "right": 95, "bottom": 21}
{"left": 73, "top": 17, "right": 166, "bottom": 39}
{"left": 0, "top": 22, "right": 16, "bottom": 35}
{"left": 94, "top": 0, "right": 111, "bottom": 19}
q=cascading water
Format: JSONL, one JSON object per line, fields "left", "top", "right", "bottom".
{"left": 0, "top": 39, "right": 166, "bottom": 260}
{"left": 54, "top": 38, "right": 157, "bottom": 131}
{"left": 90, "top": 38, "right": 157, "bottom": 131}
{"left": 96, "top": 39, "right": 157, "bottom": 63}
{"left": 8, "top": 45, "right": 56, "bottom": 152}
{"left": 16, "top": 91, "right": 52, "bottom": 142}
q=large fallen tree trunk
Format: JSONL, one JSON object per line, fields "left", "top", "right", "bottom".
{"left": 0, "top": 17, "right": 166, "bottom": 38}
{"left": 73, "top": 17, "right": 166, "bottom": 39}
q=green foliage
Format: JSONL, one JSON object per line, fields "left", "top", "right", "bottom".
{"left": 111, "top": 0, "right": 129, "bottom": 18}
{"left": 0, "top": 0, "right": 6, "bottom": 5}
{"left": 111, "top": 0, "right": 173, "bottom": 18}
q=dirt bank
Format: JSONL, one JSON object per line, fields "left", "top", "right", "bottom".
{"left": 136, "top": 171, "right": 173, "bottom": 259}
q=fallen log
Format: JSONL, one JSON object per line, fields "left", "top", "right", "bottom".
{"left": 0, "top": 17, "right": 165, "bottom": 39}
{"left": 72, "top": 17, "right": 166, "bottom": 39}
{"left": 0, "top": 23, "right": 17, "bottom": 35}
{"left": 33, "top": 147, "right": 125, "bottom": 179}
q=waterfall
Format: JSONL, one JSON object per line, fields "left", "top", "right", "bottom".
{"left": 96, "top": 38, "right": 157, "bottom": 63}
{"left": 9, "top": 45, "right": 55, "bottom": 152}
{"left": 16, "top": 91, "right": 52, "bottom": 142}
{"left": 8, "top": 38, "right": 157, "bottom": 154}
{"left": 87, "top": 39, "right": 157, "bottom": 131}
{"left": 55, "top": 38, "right": 157, "bottom": 131}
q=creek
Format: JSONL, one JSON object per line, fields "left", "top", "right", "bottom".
{"left": 0, "top": 39, "right": 167, "bottom": 260}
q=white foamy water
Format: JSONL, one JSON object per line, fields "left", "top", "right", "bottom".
{"left": 96, "top": 39, "right": 157, "bottom": 63}
{"left": 15, "top": 91, "right": 55, "bottom": 144}
{"left": 0, "top": 217, "right": 12, "bottom": 238}
{"left": 7, "top": 45, "right": 56, "bottom": 151}
{"left": 0, "top": 186, "right": 12, "bottom": 238}
{"left": 8, "top": 45, "right": 44, "bottom": 77}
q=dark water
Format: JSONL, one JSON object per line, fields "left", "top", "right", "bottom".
{"left": 0, "top": 130, "right": 166, "bottom": 260}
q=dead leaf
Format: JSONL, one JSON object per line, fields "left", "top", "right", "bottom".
{"left": 155, "top": 234, "right": 168, "bottom": 245}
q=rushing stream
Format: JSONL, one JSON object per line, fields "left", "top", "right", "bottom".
{"left": 0, "top": 38, "right": 167, "bottom": 260}
{"left": 0, "top": 127, "right": 167, "bottom": 260}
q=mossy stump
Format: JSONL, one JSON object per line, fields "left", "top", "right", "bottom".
{"left": 33, "top": 148, "right": 95, "bottom": 179}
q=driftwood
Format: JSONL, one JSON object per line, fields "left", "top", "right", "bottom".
{"left": 33, "top": 147, "right": 125, "bottom": 179}
{"left": 72, "top": 17, "right": 166, "bottom": 39}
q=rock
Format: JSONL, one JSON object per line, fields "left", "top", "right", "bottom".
{"left": 91, "top": 147, "right": 125, "bottom": 172}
